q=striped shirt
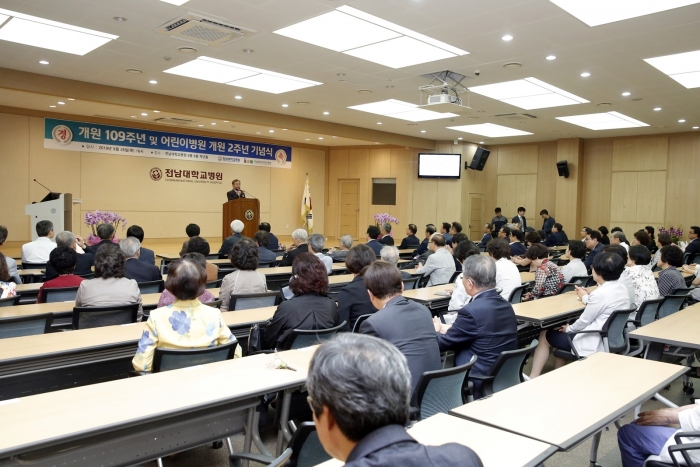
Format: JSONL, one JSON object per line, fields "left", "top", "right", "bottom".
{"left": 657, "top": 267, "right": 686, "bottom": 297}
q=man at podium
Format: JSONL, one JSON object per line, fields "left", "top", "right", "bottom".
{"left": 226, "top": 179, "right": 246, "bottom": 201}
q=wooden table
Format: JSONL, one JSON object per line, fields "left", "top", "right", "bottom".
{"left": 511, "top": 292, "right": 585, "bottom": 328}
{"left": 450, "top": 352, "right": 687, "bottom": 451}
{"left": 520, "top": 271, "right": 535, "bottom": 282}
{"left": 18, "top": 269, "right": 44, "bottom": 276}
{"left": 402, "top": 285, "right": 451, "bottom": 312}
{"left": 653, "top": 269, "right": 694, "bottom": 280}
{"left": 629, "top": 304, "right": 700, "bottom": 349}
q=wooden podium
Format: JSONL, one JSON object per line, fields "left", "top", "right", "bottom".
{"left": 222, "top": 198, "right": 260, "bottom": 240}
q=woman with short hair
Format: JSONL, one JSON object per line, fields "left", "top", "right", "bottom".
{"left": 38, "top": 247, "right": 85, "bottom": 302}
{"left": 157, "top": 253, "right": 215, "bottom": 307}
{"left": 338, "top": 244, "right": 377, "bottom": 331}
{"left": 626, "top": 245, "right": 660, "bottom": 310}
{"left": 648, "top": 233, "right": 672, "bottom": 270}
{"left": 522, "top": 243, "right": 565, "bottom": 300}
{"left": 219, "top": 238, "right": 267, "bottom": 312}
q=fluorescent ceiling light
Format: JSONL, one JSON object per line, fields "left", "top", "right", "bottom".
{"left": 164, "top": 56, "right": 322, "bottom": 94}
{"left": 160, "top": 0, "right": 189, "bottom": 5}
{"left": 556, "top": 111, "right": 649, "bottom": 130}
{"left": 447, "top": 123, "right": 533, "bottom": 138}
{"left": 274, "top": 5, "right": 468, "bottom": 69}
{"left": 348, "top": 99, "right": 458, "bottom": 122}
{"left": 0, "top": 8, "right": 117, "bottom": 55}
{"left": 644, "top": 50, "right": 700, "bottom": 89}
{"left": 548, "top": 0, "right": 700, "bottom": 27}
{"left": 468, "top": 77, "right": 588, "bottom": 110}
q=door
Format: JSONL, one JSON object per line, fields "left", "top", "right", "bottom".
{"left": 338, "top": 179, "right": 360, "bottom": 240}
{"left": 468, "top": 193, "right": 484, "bottom": 242}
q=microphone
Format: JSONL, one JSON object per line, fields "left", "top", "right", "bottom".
{"left": 33, "top": 179, "right": 53, "bottom": 193}
{"left": 242, "top": 190, "right": 257, "bottom": 199}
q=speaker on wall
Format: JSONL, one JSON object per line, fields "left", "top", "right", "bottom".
{"left": 467, "top": 147, "right": 490, "bottom": 171}
{"left": 556, "top": 160, "right": 570, "bottom": 178}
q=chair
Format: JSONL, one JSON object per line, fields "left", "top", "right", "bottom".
{"left": 258, "top": 262, "right": 273, "bottom": 268}
{"left": 402, "top": 276, "right": 420, "bottom": 291}
{"left": 468, "top": 340, "right": 538, "bottom": 399}
{"left": 352, "top": 314, "right": 372, "bottom": 333}
{"left": 507, "top": 284, "right": 528, "bottom": 304}
{"left": 0, "top": 313, "right": 53, "bottom": 339}
{"left": 417, "top": 274, "right": 430, "bottom": 288}
{"left": 159, "top": 258, "right": 175, "bottom": 275}
{"left": 230, "top": 422, "right": 329, "bottom": 467}
{"left": 645, "top": 431, "right": 700, "bottom": 467}
{"left": 411, "top": 357, "right": 477, "bottom": 421}
{"left": 280, "top": 321, "right": 347, "bottom": 350}
{"left": 0, "top": 296, "right": 20, "bottom": 307}
{"left": 217, "top": 267, "right": 236, "bottom": 280}
{"left": 205, "top": 254, "right": 220, "bottom": 260}
{"left": 229, "top": 291, "right": 280, "bottom": 310}
{"left": 266, "top": 274, "right": 293, "bottom": 292}
{"left": 22, "top": 262, "right": 47, "bottom": 270}
{"left": 204, "top": 299, "right": 223, "bottom": 309}
{"left": 77, "top": 272, "right": 95, "bottom": 279}
{"left": 570, "top": 275, "right": 595, "bottom": 287}
{"left": 137, "top": 280, "right": 164, "bottom": 295}
{"left": 633, "top": 298, "right": 665, "bottom": 328}
{"left": 478, "top": 245, "right": 487, "bottom": 253}
{"left": 206, "top": 279, "right": 222, "bottom": 289}
{"left": 448, "top": 271, "right": 461, "bottom": 284}
{"left": 553, "top": 308, "right": 637, "bottom": 361}
{"left": 40, "top": 286, "right": 80, "bottom": 303}
{"left": 683, "top": 252, "right": 700, "bottom": 265}
{"left": 72, "top": 303, "right": 140, "bottom": 330}
{"left": 230, "top": 448, "right": 293, "bottom": 467}
{"left": 152, "top": 340, "right": 238, "bottom": 372}
{"left": 657, "top": 291, "right": 692, "bottom": 320}
{"left": 557, "top": 282, "right": 579, "bottom": 295}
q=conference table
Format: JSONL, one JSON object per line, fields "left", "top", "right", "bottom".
{"left": 511, "top": 292, "right": 585, "bottom": 328}
{"left": 629, "top": 303, "right": 700, "bottom": 363}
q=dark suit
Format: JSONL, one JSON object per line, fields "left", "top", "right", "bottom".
{"left": 412, "top": 238, "right": 429, "bottom": 257}
{"left": 218, "top": 233, "right": 243, "bottom": 259}
{"left": 338, "top": 275, "right": 377, "bottom": 331}
{"left": 279, "top": 243, "right": 308, "bottom": 267}
{"left": 267, "top": 232, "right": 280, "bottom": 250}
{"left": 226, "top": 189, "right": 245, "bottom": 201}
{"left": 544, "top": 230, "right": 569, "bottom": 247}
{"left": 124, "top": 257, "right": 162, "bottom": 282}
{"left": 509, "top": 242, "right": 527, "bottom": 256}
{"left": 258, "top": 246, "right": 277, "bottom": 264}
{"left": 379, "top": 235, "right": 394, "bottom": 246}
{"left": 584, "top": 242, "right": 605, "bottom": 271}
{"left": 344, "top": 424, "right": 482, "bottom": 467}
{"left": 366, "top": 239, "right": 383, "bottom": 255}
{"left": 264, "top": 293, "right": 339, "bottom": 349}
{"left": 360, "top": 296, "right": 441, "bottom": 393}
{"left": 685, "top": 238, "right": 700, "bottom": 264}
{"left": 45, "top": 251, "right": 95, "bottom": 281}
{"left": 398, "top": 235, "right": 420, "bottom": 250}
{"left": 137, "top": 247, "right": 155, "bottom": 265}
{"left": 542, "top": 216, "right": 555, "bottom": 237}
{"left": 512, "top": 214, "right": 527, "bottom": 231}
{"left": 85, "top": 239, "right": 114, "bottom": 255}
{"left": 476, "top": 233, "right": 492, "bottom": 248}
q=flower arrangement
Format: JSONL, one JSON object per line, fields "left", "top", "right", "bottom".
{"left": 373, "top": 213, "right": 400, "bottom": 237}
{"left": 84, "top": 210, "right": 127, "bottom": 245}
{"left": 658, "top": 226, "right": 683, "bottom": 245}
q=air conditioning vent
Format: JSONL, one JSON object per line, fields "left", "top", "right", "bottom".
{"left": 495, "top": 113, "right": 537, "bottom": 121}
{"left": 155, "top": 14, "right": 256, "bottom": 47}
{"left": 153, "top": 117, "right": 196, "bottom": 125}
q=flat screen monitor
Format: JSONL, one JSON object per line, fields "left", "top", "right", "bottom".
{"left": 418, "top": 153, "right": 461, "bottom": 179}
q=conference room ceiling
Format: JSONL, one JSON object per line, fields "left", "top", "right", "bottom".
{"left": 0, "top": 0, "right": 699, "bottom": 146}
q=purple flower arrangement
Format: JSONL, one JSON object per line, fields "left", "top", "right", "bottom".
{"left": 658, "top": 226, "right": 683, "bottom": 245}
{"left": 84, "top": 210, "right": 128, "bottom": 245}
{"left": 373, "top": 213, "right": 400, "bottom": 237}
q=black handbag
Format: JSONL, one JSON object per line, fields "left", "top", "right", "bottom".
{"left": 248, "top": 322, "right": 268, "bottom": 353}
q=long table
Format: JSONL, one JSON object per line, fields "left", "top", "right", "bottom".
{"left": 629, "top": 304, "right": 700, "bottom": 350}
{"left": 511, "top": 292, "right": 585, "bottom": 328}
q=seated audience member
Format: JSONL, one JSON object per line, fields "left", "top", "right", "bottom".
{"left": 121, "top": 237, "right": 162, "bottom": 283}
{"left": 0, "top": 252, "right": 17, "bottom": 298}
{"left": 379, "top": 223, "right": 395, "bottom": 246}
{"left": 544, "top": 223, "right": 569, "bottom": 247}
{"left": 218, "top": 219, "right": 245, "bottom": 259}
{"left": 157, "top": 253, "right": 215, "bottom": 307}
{"left": 611, "top": 231, "right": 629, "bottom": 252}
{"left": 536, "top": 229, "right": 548, "bottom": 243}
{"left": 525, "top": 230, "right": 541, "bottom": 246}
{"left": 512, "top": 230, "right": 543, "bottom": 270}
{"left": 529, "top": 252, "right": 630, "bottom": 378}
{"left": 265, "top": 253, "right": 339, "bottom": 349}
{"left": 126, "top": 225, "right": 155, "bottom": 264}
{"left": 611, "top": 226, "right": 623, "bottom": 234}
{"left": 85, "top": 223, "right": 116, "bottom": 255}
{"left": 178, "top": 223, "right": 200, "bottom": 256}
{"left": 580, "top": 226, "right": 593, "bottom": 240}
{"left": 309, "top": 233, "right": 332, "bottom": 274}
{"left": 45, "top": 231, "right": 94, "bottom": 280}
{"left": 448, "top": 232, "right": 469, "bottom": 271}
{"left": 522, "top": 243, "right": 565, "bottom": 300}
{"left": 220, "top": 238, "right": 267, "bottom": 312}
{"left": 656, "top": 245, "right": 686, "bottom": 296}
{"left": 487, "top": 239, "right": 521, "bottom": 301}
{"left": 684, "top": 225, "right": 700, "bottom": 264}
{"left": 326, "top": 235, "right": 353, "bottom": 262}
{"left": 132, "top": 257, "right": 238, "bottom": 372}
{"left": 509, "top": 229, "right": 526, "bottom": 256}
{"left": 380, "top": 245, "right": 412, "bottom": 280}
{"left": 560, "top": 240, "right": 588, "bottom": 283}
{"left": 450, "top": 221, "right": 463, "bottom": 237}
{"left": 433, "top": 255, "right": 517, "bottom": 398}
{"left": 440, "top": 222, "right": 453, "bottom": 245}
{"left": 415, "top": 234, "right": 456, "bottom": 286}
{"left": 38, "top": 248, "right": 85, "bottom": 302}
{"left": 632, "top": 230, "right": 653, "bottom": 252}
{"left": 75, "top": 243, "right": 143, "bottom": 320}
{"left": 360, "top": 261, "right": 442, "bottom": 392}
{"left": 497, "top": 225, "right": 511, "bottom": 240}
{"left": 599, "top": 226, "right": 610, "bottom": 245}
{"left": 626, "top": 245, "right": 660, "bottom": 310}
{"left": 398, "top": 223, "right": 421, "bottom": 250}
{"left": 476, "top": 224, "right": 493, "bottom": 248}
{"left": 448, "top": 240, "right": 480, "bottom": 311}
{"left": 599, "top": 245, "right": 636, "bottom": 307}
{"left": 0, "top": 226, "right": 21, "bottom": 284}
{"left": 307, "top": 334, "right": 483, "bottom": 467}
{"left": 338, "top": 245, "right": 377, "bottom": 331}
{"left": 584, "top": 230, "right": 605, "bottom": 272}
{"left": 21, "top": 220, "right": 56, "bottom": 263}
{"left": 412, "top": 224, "right": 436, "bottom": 257}
{"left": 650, "top": 233, "right": 672, "bottom": 270}
{"left": 279, "top": 229, "right": 309, "bottom": 267}
{"left": 258, "top": 222, "right": 282, "bottom": 250}
{"left": 365, "top": 225, "right": 383, "bottom": 256}
{"left": 254, "top": 230, "right": 277, "bottom": 264}
{"left": 185, "top": 236, "right": 217, "bottom": 281}
{"left": 645, "top": 226, "right": 657, "bottom": 254}
{"left": 682, "top": 263, "right": 700, "bottom": 303}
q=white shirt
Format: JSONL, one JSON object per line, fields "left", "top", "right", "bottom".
{"left": 495, "top": 257, "right": 521, "bottom": 301}
{"left": 650, "top": 402, "right": 700, "bottom": 465}
{"left": 314, "top": 252, "right": 332, "bottom": 274}
{"left": 580, "top": 272, "right": 635, "bottom": 309}
{"left": 560, "top": 258, "right": 588, "bottom": 283}
{"left": 21, "top": 237, "right": 56, "bottom": 263}
{"left": 448, "top": 273, "right": 471, "bottom": 311}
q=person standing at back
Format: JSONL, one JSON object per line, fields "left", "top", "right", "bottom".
{"left": 540, "top": 210, "right": 555, "bottom": 238}
{"left": 512, "top": 207, "right": 527, "bottom": 232}
{"left": 491, "top": 208, "right": 507, "bottom": 236}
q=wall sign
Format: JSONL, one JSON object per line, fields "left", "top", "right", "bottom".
{"left": 44, "top": 118, "right": 292, "bottom": 169}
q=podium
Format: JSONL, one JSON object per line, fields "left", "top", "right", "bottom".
{"left": 222, "top": 198, "right": 259, "bottom": 240}
{"left": 25, "top": 193, "right": 73, "bottom": 241}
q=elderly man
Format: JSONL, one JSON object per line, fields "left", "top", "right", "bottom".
{"left": 21, "top": 220, "right": 56, "bottom": 264}
{"left": 611, "top": 231, "right": 629, "bottom": 252}
{"left": 365, "top": 225, "right": 383, "bottom": 255}
{"left": 308, "top": 333, "right": 483, "bottom": 466}
{"left": 415, "top": 234, "right": 456, "bottom": 286}
{"left": 279, "top": 229, "right": 309, "bottom": 267}
{"left": 218, "top": 219, "right": 244, "bottom": 259}
{"left": 309, "top": 233, "right": 332, "bottom": 274}
{"left": 0, "top": 225, "right": 21, "bottom": 284}
{"left": 476, "top": 224, "right": 492, "bottom": 248}
{"left": 381, "top": 245, "right": 412, "bottom": 280}
{"left": 379, "top": 223, "right": 394, "bottom": 246}
{"left": 121, "top": 237, "right": 162, "bottom": 282}
{"left": 327, "top": 235, "right": 353, "bottom": 262}
{"left": 126, "top": 225, "right": 155, "bottom": 265}
{"left": 45, "top": 231, "right": 95, "bottom": 280}
{"left": 86, "top": 223, "right": 116, "bottom": 255}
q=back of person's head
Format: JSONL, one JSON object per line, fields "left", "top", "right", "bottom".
{"left": 589, "top": 230, "right": 602, "bottom": 242}
{"left": 645, "top": 226, "right": 655, "bottom": 240}
{"left": 230, "top": 220, "right": 244, "bottom": 234}
{"left": 253, "top": 230, "right": 269, "bottom": 247}
{"left": 258, "top": 222, "right": 271, "bottom": 233}
{"left": 691, "top": 226, "right": 700, "bottom": 236}
{"left": 462, "top": 254, "right": 497, "bottom": 290}
{"left": 452, "top": 222, "right": 463, "bottom": 233}
{"left": 96, "top": 223, "right": 115, "bottom": 240}
{"left": 55, "top": 230, "right": 76, "bottom": 249}
{"left": 453, "top": 240, "right": 479, "bottom": 263}
{"left": 487, "top": 238, "right": 511, "bottom": 260}
{"left": 36, "top": 220, "right": 53, "bottom": 237}
{"left": 525, "top": 243, "right": 549, "bottom": 260}
{"left": 598, "top": 226, "right": 609, "bottom": 236}
{"left": 510, "top": 229, "right": 524, "bottom": 242}
{"left": 611, "top": 227, "right": 623, "bottom": 233}
{"left": 95, "top": 243, "right": 125, "bottom": 279}
{"left": 525, "top": 231, "right": 541, "bottom": 244}
{"left": 634, "top": 230, "right": 651, "bottom": 246}
{"left": 612, "top": 231, "right": 628, "bottom": 244}
{"left": 290, "top": 253, "right": 328, "bottom": 295}
{"left": 603, "top": 244, "right": 628, "bottom": 264}
{"left": 660, "top": 245, "right": 684, "bottom": 267}
{"left": 309, "top": 233, "right": 326, "bottom": 253}
{"left": 657, "top": 233, "right": 672, "bottom": 246}
{"left": 230, "top": 237, "right": 258, "bottom": 270}
{"left": 431, "top": 233, "right": 446, "bottom": 247}
{"left": 181, "top": 252, "right": 207, "bottom": 270}
{"left": 366, "top": 225, "right": 380, "bottom": 240}
{"left": 340, "top": 235, "right": 353, "bottom": 249}
{"left": 441, "top": 222, "right": 451, "bottom": 232}
{"left": 0, "top": 225, "right": 7, "bottom": 245}
{"left": 186, "top": 236, "right": 211, "bottom": 256}
{"left": 379, "top": 246, "right": 400, "bottom": 265}
{"left": 291, "top": 228, "right": 308, "bottom": 243}
{"left": 540, "top": 209, "right": 548, "bottom": 216}
{"left": 382, "top": 223, "right": 392, "bottom": 234}
{"left": 126, "top": 225, "right": 145, "bottom": 243}
{"left": 592, "top": 252, "right": 625, "bottom": 282}
{"left": 553, "top": 223, "right": 564, "bottom": 232}
{"left": 185, "top": 223, "right": 200, "bottom": 238}
{"left": 501, "top": 226, "right": 512, "bottom": 238}
{"left": 306, "top": 333, "right": 411, "bottom": 442}
{"left": 425, "top": 224, "right": 437, "bottom": 235}
{"left": 363, "top": 261, "right": 402, "bottom": 300}
{"left": 0, "top": 251, "right": 9, "bottom": 281}
{"left": 536, "top": 230, "right": 547, "bottom": 241}
{"left": 628, "top": 245, "right": 651, "bottom": 266}
{"left": 165, "top": 257, "right": 206, "bottom": 300}
{"left": 451, "top": 232, "right": 468, "bottom": 245}
{"left": 119, "top": 236, "right": 141, "bottom": 258}
{"left": 346, "top": 244, "right": 376, "bottom": 274}
{"left": 567, "top": 240, "right": 586, "bottom": 259}
{"left": 49, "top": 247, "right": 77, "bottom": 275}
{"left": 407, "top": 223, "right": 417, "bottom": 235}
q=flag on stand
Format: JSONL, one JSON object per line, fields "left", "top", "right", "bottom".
{"left": 301, "top": 176, "right": 313, "bottom": 233}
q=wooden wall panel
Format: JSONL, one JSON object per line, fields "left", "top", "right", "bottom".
{"left": 496, "top": 145, "right": 538, "bottom": 175}
{"left": 371, "top": 148, "right": 392, "bottom": 178}
{"left": 612, "top": 136, "right": 668, "bottom": 172}
{"left": 636, "top": 171, "right": 666, "bottom": 223}
{"left": 554, "top": 138, "right": 584, "bottom": 234}
{"left": 610, "top": 172, "right": 638, "bottom": 223}
{"left": 0, "top": 114, "right": 30, "bottom": 241}
{"left": 581, "top": 139, "right": 612, "bottom": 231}
{"left": 536, "top": 142, "right": 557, "bottom": 224}
{"left": 390, "top": 148, "right": 414, "bottom": 232}
{"left": 347, "top": 149, "right": 370, "bottom": 231}
{"left": 666, "top": 134, "right": 700, "bottom": 233}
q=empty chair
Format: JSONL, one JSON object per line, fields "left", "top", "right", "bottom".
{"left": 281, "top": 321, "right": 346, "bottom": 350}
{"left": 136, "top": 280, "right": 164, "bottom": 295}
{"left": 230, "top": 422, "right": 329, "bottom": 467}
{"left": 508, "top": 284, "right": 528, "bottom": 304}
{"left": 411, "top": 357, "right": 476, "bottom": 421}
{"left": 468, "top": 340, "right": 538, "bottom": 400}
{"left": 40, "top": 286, "right": 80, "bottom": 303}
{"left": 72, "top": 303, "right": 139, "bottom": 330}
{"left": 151, "top": 340, "right": 238, "bottom": 372}
{"left": 402, "top": 276, "right": 420, "bottom": 291}
{"left": 352, "top": 314, "right": 372, "bottom": 333}
{"left": 553, "top": 308, "right": 637, "bottom": 361}
{"left": 0, "top": 313, "right": 53, "bottom": 339}
{"left": 229, "top": 291, "right": 279, "bottom": 310}
{"left": 0, "top": 296, "right": 20, "bottom": 307}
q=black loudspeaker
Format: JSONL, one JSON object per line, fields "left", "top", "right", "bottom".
{"left": 556, "top": 160, "right": 570, "bottom": 178}
{"left": 467, "top": 147, "right": 490, "bottom": 171}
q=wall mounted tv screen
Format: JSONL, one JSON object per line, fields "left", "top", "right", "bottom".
{"left": 418, "top": 153, "right": 462, "bottom": 179}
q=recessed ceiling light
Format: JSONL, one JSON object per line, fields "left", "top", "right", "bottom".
{"left": 679, "top": 119, "right": 686, "bottom": 123}
{"left": 57, "top": 101, "right": 65, "bottom": 105}
{"left": 468, "top": 77, "right": 589, "bottom": 110}
{"left": 113, "top": 16, "right": 127, "bottom": 22}
{"left": 126, "top": 68, "right": 142, "bottom": 74}
{"left": 502, "top": 35, "right": 514, "bottom": 41}
{"left": 358, "top": 89, "right": 372, "bottom": 94}
{"left": 319, "top": 137, "right": 324, "bottom": 140}
{"left": 0, "top": 8, "right": 118, "bottom": 55}
{"left": 223, "top": 120, "right": 229, "bottom": 122}
{"left": 580, "top": 72, "right": 591, "bottom": 77}
{"left": 644, "top": 49, "right": 700, "bottom": 89}
{"left": 420, "top": 130, "right": 426, "bottom": 133}
{"left": 274, "top": 5, "right": 468, "bottom": 69}
{"left": 621, "top": 92, "right": 631, "bottom": 96}
{"left": 178, "top": 46, "right": 198, "bottom": 54}
{"left": 49, "top": 105, "right": 56, "bottom": 108}
{"left": 160, "top": 0, "right": 190, "bottom": 5}
{"left": 323, "top": 111, "right": 330, "bottom": 115}
{"left": 234, "top": 95, "right": 242, "bottom": 99}
{"left": 556, "top": 111, "right": 649, "bottom": 130}
{"left": 457, "top": 137, "right": 463, "bottom": 140}
{"left": 197, "top": 124, "right": 204, "bottom": 127}
{"left": 654, "top": 107, "right": 662, "bottom": 111}
{"left": 211, "top": 122, "right": 216, "bottom": 125}
{"left": 149, "top": 80, "right": 158, "bottom": 84}
{"left": 131, "top": 116, "right": 137, "bottom": 118}
{"left": 546, "top": 55, "right": 556, "bottom": 60}
{"left": 39, "top": 60, "right": 49, "bottom": 65}
{"left": 337, "top": 73, "right": 346, "bottom": 76}
{"left": 282, "top": 104, "right": 289, "bottom": 107}
{"left": 153, "top": 110, "right": 160, "bottom": 113}
{"left": 693, "top": 126, "right": 699, "bottom": 129}
{"left": 479, "top": 141, "right": 485, "bottom": 144}
{"left": 141, "top": 112, "right": 148, "bottom": 116}
{"left": 377, "top": 122, "right": 382, "bottom": 125}
{"left": 283, "top": 129, "right": 288, "bottom": 131}
{"left": 503, "top": 63, "right": 522, "bottom": 69}
{"left": 548, "top": 0, "right": 700, "bottom": 27}
{"left": 305, "top": 138, "right": 310, "bottom": 141}
{"left": 349, "top": 99, "right": 459, "bottom": 122}
{"left": 242, "top": 48, "right": 254, "bottom": 53}
{"left": 447, "top": 123, "right": 533, "bottom": 137}
{"left": 332, "top": 136, "right": 337, "bottom": 138}
{"left": 67, "top": 98, "right": 75, "bottom": 100}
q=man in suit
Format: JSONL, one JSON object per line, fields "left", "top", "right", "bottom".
{"left": 327, "top": 235, "right": 353, "bottom": 262}
{"left": 226, "top": 179, "right": 246, "bottom": 201}
{"left": 440, "top": 222, "right": 453, "bottom": 245}
{"left": 360, "top": 261, "right": 442, "bottom": 393}
{"left": 476, "top": 224, "right": 492, "bottom": 248}
{"left": 508, "top": 229, "right": 527, "bottom": 257}
{"left": 279, "top": 228, "right": 309, "bottom": 266}
{"left": 685, "top": 226, "right": 700, "bottom": 264}
{"left": 45, "top": 231, "right": 95, "bottom": 280}
{"left": 308, "top": 333, "right": 483, "bottom": 467}
{"left": 398, "top": 223, "right": 421, "bottom": 250}
{"left": 254, "top": 231, "right": 277, "bottom": 264}
{"left": 412, "top": 224, "right": 436, "bottom": 257}
{"left": 544, "top": 223, "right": 569, "bottom": 247}
{"left": 512, "top": 207, "right": 527, "bottom": 232}
{"left": 85, "top": 223, "right": 116, "bottom": 255}
{"left": 540, "top": 209, "right": 555, "bottom": 238}
{"left": 126, "top": 225, "right": 155, "bottom": 265}
{"left": 120, "top": 237, "right": 162, "bottom": 282}
{"left": 433, "top": 254, "right": 518, "bottom": 399}
{"left": 378, "top": 223, "right": 394, "bottom": 246}
{"left": 258, "top": 222, "right": 283, "bottom": 250}
{"left": 218, "top": 219, "right": 245, "bottom": 259}
{"left": 366, "top": 225, "right": 383, "bottom": 255}
{"left": 584, "top": 230, "right": 605, "bottom": 272}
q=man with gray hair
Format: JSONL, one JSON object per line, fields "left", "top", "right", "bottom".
{"left": 415, "top": 233, "right": 456, "bottom": 286}
{"left": 379, "top": 223, "right": 394, "bottom": 246}
{"left": 380, "top": 245, "right": 412, "bottom": 280}
{"left": 218, "top": 219, "right": 245, "bottom": 259}
{"left": 45, "top": 231, "right": 95, "bottom": 280}
{"left": 309, "top": 233, "right": 332, "bottom": 274}
{"left": 433, "top": 254, "right": 517, "bottom": 399}
{"left": 326, "top": 235, "right": 353, "bottom": 262}
{"left": 280, "top": 228, "right": 309, "bottom": 267}
{"left": 610, "top": 230, "right": 629, "bottom": 252}
{"left": 121, "top": 237, "right": 162, "bottom": 282}
{"left": 85, "top": 223, "right": 115, "bottom": 255}
{"left": 308, "top": 333, "right": 482, "bottom": 466}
